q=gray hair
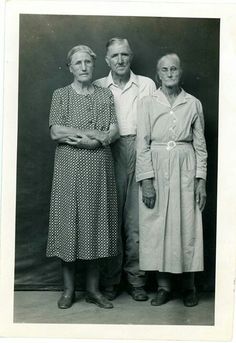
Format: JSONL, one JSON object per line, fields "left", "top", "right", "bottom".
{"left": 106, "top": 37, "right": 133, "bottom": 54}
{"left": 157, "top": 53, "right": 181, "bottom": 71}
{"left": 66, "top": 45, "right": 96, "bottom": 66}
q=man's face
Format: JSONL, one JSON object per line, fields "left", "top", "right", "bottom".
{"left": 105, "top": 42, "right": 133, "bottom": 77}
{"left": 158, "top": 55, "right": 181, "bottom": 88}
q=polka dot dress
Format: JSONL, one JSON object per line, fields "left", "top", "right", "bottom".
{"left": 46, "top": 85, "right": 119, "bottom": 262}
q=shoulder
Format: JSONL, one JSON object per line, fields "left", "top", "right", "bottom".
{"left": 184, "top": 90, "right": 202, "bottom": 105}
{"left": 52, "top": 85, "right": 71, "bottom": 97}
{"left": 94, "top": 84, "right": 113, "bottom": 98}
{"left": 139, "top": 94, "right": 155, "bottom": 105}
{"left": 136, "top": 75, "right": 156, "bottom": 87}
{"left": 93, "top": 77, "right": 108, "bottom": 88}
{"left": 183, "top": 90, "right": 204, "bottom": 117}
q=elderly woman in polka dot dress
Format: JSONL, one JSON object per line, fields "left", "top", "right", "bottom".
{"left": 46, "top": 45, "right": 120, "bottom": 310}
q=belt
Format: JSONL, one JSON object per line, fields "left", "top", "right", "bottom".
{"left": 151, "top": 141, "right": 191, "bottom": 151}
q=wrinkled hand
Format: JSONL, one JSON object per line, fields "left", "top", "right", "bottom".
{"left": 195, "top": 178, "right": 207, "bottom": 211}
{"left": 86, "top": 130, "right": 110, "bottom": 146}
{"left": 142, "top": 179, "right": 156, "bottom": 209}
{"left": 66, "top": 135, "right": 100, "bottom": 149}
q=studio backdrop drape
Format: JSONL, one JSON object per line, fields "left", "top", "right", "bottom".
{"left": 15, "top": 15, "right": 219, "bottom": 291}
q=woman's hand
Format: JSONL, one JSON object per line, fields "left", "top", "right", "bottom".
{"left": 66, "top": 135, "right": 101, "bottom": 149}
{"left": 142, "top": 179, "right": 156, "bottom": 209}
{"left": 195, "top": 178, "right": 207, "bottom": 211}
{"left": 86, "top": 130, "right": 111, "bottom": 146}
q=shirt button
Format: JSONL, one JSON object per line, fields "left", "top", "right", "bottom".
{"left": 170, "top": 110, "right": 174, "bottom": 115}
{"left": 173, "top": 119, "right": 176, "bottom": 123}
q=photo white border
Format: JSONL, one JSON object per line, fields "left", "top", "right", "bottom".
{"left": 1, "top": 0, "right": 236, "bottom": 341}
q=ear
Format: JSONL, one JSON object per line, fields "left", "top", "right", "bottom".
{"left": 105, "top": 56, "right": 110, "bottom": 68}
{"left": 69, "top": 65, "right": 73, "bottom": 73}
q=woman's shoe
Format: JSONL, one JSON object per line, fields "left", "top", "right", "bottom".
{"left": 183, "top": 289, "right": 199, "bottom": 307}
{"left": 151, "top": 289, "right": 171, "bottom": 306}
{"left": 57, "top": 292, "right": 75, "bottom": 309}
{"left": 86, "top": 292, "right": 114, "bottom": 309}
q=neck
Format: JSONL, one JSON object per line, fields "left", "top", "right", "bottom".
{"left": 111, "top": 71, "right": 130, "bottom": 88}
{"left": 161, "top": 85, "right": 181, "bottom": 97}
{"left": 72, "top": 79, "right": 94, "bottom": 94}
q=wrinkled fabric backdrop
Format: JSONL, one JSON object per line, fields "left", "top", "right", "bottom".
{"left": 15, "top": 15, "right": 219, "bottom": 291}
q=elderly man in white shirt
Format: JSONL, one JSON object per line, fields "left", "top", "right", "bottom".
{"left": 94, "top": 37, "right": 156, "bottom": 301}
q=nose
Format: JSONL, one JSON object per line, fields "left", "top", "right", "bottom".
{"left": 117, "top": 54, "right": 123, "bottom": 64}
{"left": 167, "top": 69, "right": 172, "bottom": 77}
{"left": 81, "top": 61, "right": 87, "bottom": 71}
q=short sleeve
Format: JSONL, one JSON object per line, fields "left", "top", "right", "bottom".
{"left": 49, "top": 89, "right": 66, "bottom": 127}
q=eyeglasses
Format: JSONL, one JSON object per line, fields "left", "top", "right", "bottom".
{"left": 159, "top": 67, "right": 179, "bottom": 74}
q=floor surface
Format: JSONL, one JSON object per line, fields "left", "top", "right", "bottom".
{"left": 14, "top": 291, "right": 215, "bottom": 325}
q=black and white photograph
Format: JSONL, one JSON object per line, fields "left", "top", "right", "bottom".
{"left": 0, "top": 0, "right": 236, "bottom": 341}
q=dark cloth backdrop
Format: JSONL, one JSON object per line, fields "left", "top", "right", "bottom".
{"left": 15, "top": 15, "right": 219, "bottom": 290}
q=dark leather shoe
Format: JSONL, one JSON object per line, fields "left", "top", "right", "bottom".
{"left": 151, "top": 289, "right": 171, "bottom": 306}
{"left": 128, "top": 286, "right": 149, "bottom": 301}
{"left": 86, "top": 293, "right": 114, "bottom": 309}
{"left": 57, "top": 292, "right": 75, "bottom": 309}
{"left": 102, "top": 286, "right": 118, "bottom": 301}
{"left": 183, "top": 289, "right": 199, "bottom": 307}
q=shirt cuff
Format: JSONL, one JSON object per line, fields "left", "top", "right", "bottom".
{"left": 136, "top": 170, "right": 155, "bottom": 182}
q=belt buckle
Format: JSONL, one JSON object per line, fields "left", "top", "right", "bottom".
{"left": 166, "top": 140, "right": 176, "bottom": 151}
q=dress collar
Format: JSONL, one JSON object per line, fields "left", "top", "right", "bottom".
{"left": 153, "top": 87, "right": 189, "bottom": 108}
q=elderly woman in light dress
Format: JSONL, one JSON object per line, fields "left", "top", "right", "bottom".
{"left": 136, "top": 53, "right": 207, "bottom": 307}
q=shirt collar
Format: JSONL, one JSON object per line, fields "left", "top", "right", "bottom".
{"left": 106, "top": 70, "right": 138, "bottom": 88}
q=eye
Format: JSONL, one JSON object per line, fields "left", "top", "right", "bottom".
{"left": 161, "top": 67, "right": 168, "bottom": 72}
{"left": 170, "top": 66, "right": 177, "bottom": 72}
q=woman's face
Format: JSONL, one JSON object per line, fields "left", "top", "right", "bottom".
{"left": 158, "top": 55, "right": 181, "bottom": 88}
{"left": 69, "top": 51, "right": 94, "bottom": 83}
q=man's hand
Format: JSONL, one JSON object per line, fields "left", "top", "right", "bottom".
{"left": 195, "top": 178, "right": 207, "bottom": 211}
{"left": 142, "top": 179, "right": 156, "bottom": 209}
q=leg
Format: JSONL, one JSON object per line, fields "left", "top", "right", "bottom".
{"left": 86, "top": 260, "right": 113, "bottom": 309}
{"left": 151, "top": 272, "right": 172, "bottom": 306}
{"left": 100, "top": 139, "right": 127, "bottom": 295}
{"left": 123, "top": 137, "right": 147, "bottom": 300}
{"left": 57, "top": 260, "right": 76, "bottom": 309}
{"left": 182, "top": 272, "right": 199, "bottom": 307}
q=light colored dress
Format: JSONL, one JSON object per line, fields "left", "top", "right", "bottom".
{"left": 136, "top": 88, "right": 207, "bottom": 273}
{"left": 46, "top": 85, "right": 119, "bottom": 262}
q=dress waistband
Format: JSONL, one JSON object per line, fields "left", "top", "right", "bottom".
{"left": 151, "top": 141, "right": 191, "bottom": 151}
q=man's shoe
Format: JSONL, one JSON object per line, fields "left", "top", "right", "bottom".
{"left": 102, "top": 286, "right": 118, "bottom": 301}
{"left": 151, "top": 289, "right": 171, "bottom": 306}
{"left": 183, "top": 289, "right": 199, "bottom": 307}
{"left": 85, "top": 292, "right": 114, "bottom": 309}
{"left": 57, "top": 292, "right": 75, "bottom": 309}
{"left": 128, "top": 286, "right": 149, "bottom": 301}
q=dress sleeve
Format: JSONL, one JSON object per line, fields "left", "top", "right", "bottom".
{"left": 108, "top": 90, "right": 118, "bottom": 125}
{"left": 192, "top": 100, "right": 208, "bottom": 180}
{"left": 49, "top": 89, "right": 66, "bottom": 127}
{"left": 136, "top": 97, "right": 155, "bottom": 182}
